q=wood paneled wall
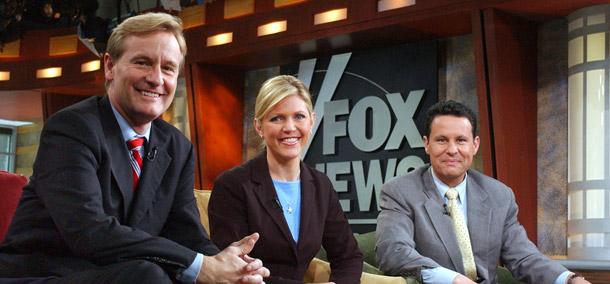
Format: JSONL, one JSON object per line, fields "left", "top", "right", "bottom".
{"left": 472, "top": 9, "right": 539, "bottom": 243}
{"left": 186, "top": 63, "right": 245, "bottom": 190}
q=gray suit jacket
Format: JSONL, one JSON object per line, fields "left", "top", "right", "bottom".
{"left": 376, "top": 165, "right": 567, "bottom": 284}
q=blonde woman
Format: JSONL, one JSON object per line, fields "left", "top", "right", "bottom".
{"left": 210, "top": 75, "right": 363, "bottom": 284}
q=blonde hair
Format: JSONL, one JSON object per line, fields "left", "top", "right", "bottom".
{"left": 254, "top": 75, "right": 313, "bottom": 123}
{"left": 106, "top": 12, "right": 186, "bottom": 78}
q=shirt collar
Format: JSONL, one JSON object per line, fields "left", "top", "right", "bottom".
{"left": 110, "top": 102, "right": 151, "bottom": 143}
{"left": 430, "top": 166, "right": 468, "bottom": 204}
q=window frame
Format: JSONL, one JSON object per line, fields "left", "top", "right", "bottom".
{"left": 0, "top": 124, "right": 18, "bottom": 172}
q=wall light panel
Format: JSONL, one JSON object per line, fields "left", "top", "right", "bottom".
{"left": 207, "top": 32, "right": 233, "bottom": 47}
{"left": 378, "top": 0, "right": 416, "bottom": 12}
{"left": 274, "top": 0, "right": 307, "bottom": 7}
{"left": 224, "top": 0, "right": 254, "bottom": 19}
{"left": 36, "top": 67, "right": 62, "bottom": 79}
{"left": 0, "top": 40, "right": 20, "bottom": 58}
{"left": 81, "top": 60, "right": 101, "bottom": 73}
{"left": 0, "top": 71, "right": 9, "bottom": 81}
{"left": 49, "top": 34, "right": 78, "bottom": 56}
{"left": 257, "top": 21, "right": 287, "bottom": 37}
{"left": 179, "top": 4, "right": 206, "bottom": 28}
{"left": 314, "top": 8, "right": 347, "bottom": 25}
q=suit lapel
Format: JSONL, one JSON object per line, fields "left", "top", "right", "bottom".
{"left": 250, "top": 153, "right": 298, "bottom": 255}
{"left": 298, "top": 161, "right": 315, "bottom": 248}
{"left": 128, "top": 122, "right": 171, "bottom": 226}
{"left": 100, "top": 96, "right": 134, "bottom": 218}
{"left": 422, "top": 168, "right": 464, "bottom": 273}
{"left": 466, "top": 173, "right": 492, "bottom": 273}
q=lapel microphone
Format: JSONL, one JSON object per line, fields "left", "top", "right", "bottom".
{"left": 273, "top": 197, "right": 283, "bottom": 211}
{"left": 147, "top": 147, "right": 157, "bottom": 161}
{"left": 443, "top": 204, "right": 450, "bottom": 216}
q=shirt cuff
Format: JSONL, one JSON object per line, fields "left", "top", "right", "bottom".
{"left": 554, "top": 271, "right": 573, "bottom": 284}
{"left": 177, "top": 253, "right": 204, "bottom": 283}
{"left": 421, "top": 266, "right": 460, "bottom": 284}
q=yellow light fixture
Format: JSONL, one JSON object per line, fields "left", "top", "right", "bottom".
{"left": 274, "top": 0, "right": 306, "bottom": 7}
{"left": 0, "top": 71, "right": 9, "bottom": 81}
{"left": 257, "top": 21, "right": 287, "bottom": 37}
{"left": 207, "top": 32, "right": 233, "bottom": 47}
{"left": 378, "top": 0, "right": 416, "bottom": 12}
{"left": 36, "top": 67, "right": 62, "bottom": 79}
{"left": 224, "top": 0, "right": 254, "bottom": 19}
{"left": 0, "top": 39, "right": 20, "bottom": 58}
{"left": 81, "top": 60, "right": 101, "bottom": 73}
{"left": 314, "top": 8, "right": 347, "bottom": 25}
{"left": 49, "top": 34, "right": 78, "bottom": 56}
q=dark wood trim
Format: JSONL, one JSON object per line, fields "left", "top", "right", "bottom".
{"left": 477, "top": 8, "right": 539, "bottom": 243}
{"left": 185, "top": 63, "right": 202, "bottom": 190}
{"left": 471, "top": 9, "right": 496, "bottom": 178}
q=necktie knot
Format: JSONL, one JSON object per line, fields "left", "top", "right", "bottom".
{"left": 127, "top": 137, "right": 145, "bottom": 150}
{"left": 446, "top": 188, "right": 459, "bottom": 201}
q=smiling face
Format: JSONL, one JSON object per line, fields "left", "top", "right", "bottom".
{"left": 424, "top": 115, "right": 480, "bottom": 187}
{"left": 104, "top": 30, "right": 181, "bottom": 133}
{"left": 255, "top": 95, "right": 315, "bottom": 166}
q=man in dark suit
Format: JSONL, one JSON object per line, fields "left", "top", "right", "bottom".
{"left": 376, "top": 101, "right": 589, "bottom": 284}
{"left": 0, "top": 12, "right": 269, "bottom": 284}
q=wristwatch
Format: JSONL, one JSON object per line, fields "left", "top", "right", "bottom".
{"left": 567, "top": 273, "right": 584, "bottom": 284}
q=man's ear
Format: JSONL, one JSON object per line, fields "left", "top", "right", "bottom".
{"left": 473, "top": 136, "right": 480, "bottom": 155}
{"left": 423, "top": 136, "right": 430, "bottom": 154}
{"left": 104, "top": 53, "right": 115, "bottom": 82}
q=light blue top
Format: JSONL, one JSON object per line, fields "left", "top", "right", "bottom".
{"left": 273, "top": 179, "right": 302, "bottom": 243}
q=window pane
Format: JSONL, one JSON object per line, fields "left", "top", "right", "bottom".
{"left": 586, "top": 69, "right": 605, "bottom": 179}
{"left": 586, "top": 233, "right": 605, "bottom": 247}
{"left": 569, "top": 190, "right": 584, "bottom": 219}
{"left": 569, "top": 233, "right": 584, "bottom": 248}
{"left": 0, "top": 154, "right": 9, "bottom": 171}
{"left": 0, "top": 132, "right": 11, "bottom": 153}
{"left": 586, "top": 189, "right": 605, "bottom": 218}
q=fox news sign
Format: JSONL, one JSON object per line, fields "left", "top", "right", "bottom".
{"left": 283, "top": 42, "right": 438, "bottom": 232}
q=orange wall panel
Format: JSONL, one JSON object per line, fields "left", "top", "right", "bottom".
{"left": 189, "top": 63, "right": 244, "bottom": 190}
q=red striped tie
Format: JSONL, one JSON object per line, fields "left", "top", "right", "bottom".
{"left": 127, "top": 137, "right": 144, "bottom": 191}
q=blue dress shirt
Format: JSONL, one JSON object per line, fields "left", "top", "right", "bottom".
{"left": 110, "top": 103, "right": 202, "bottom": 283}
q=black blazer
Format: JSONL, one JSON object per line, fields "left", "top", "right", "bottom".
{"left": 209, "top": 152, "right": 363, "bottom": 284}
{"left": 0, "top": 96, "right": 218, "bottom": 279}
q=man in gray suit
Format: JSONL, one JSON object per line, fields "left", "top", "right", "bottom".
{"left": 376, "top": 101, "right": 589, "bottom": 284}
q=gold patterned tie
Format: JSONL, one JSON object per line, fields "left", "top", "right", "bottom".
{"left": 446, "top": 188, "right": 477, "bottom": 280}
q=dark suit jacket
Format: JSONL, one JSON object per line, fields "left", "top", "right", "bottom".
{"left": 209, "top": 152, "right": 363, "bottom": 284}
{"left": 376, "top": 165, "right": 567, "bottom": 284}
{"left": 0, "top": 96, "right": 219, "bottom": 279}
